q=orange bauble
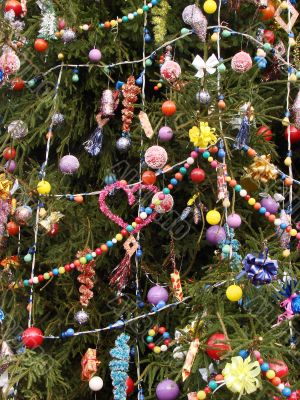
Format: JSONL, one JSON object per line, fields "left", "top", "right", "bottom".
{"left": 260, "top": 2, "right": 275, "bottom": 21}
{"left": 74, "top": 195, "right": 84, "bottom": 203}
{"left": 34, "top": 38, "right": 49, "bottom": 52}
{"left": 7, "top": 221, "right": 19, "bottom": 236}
{"left": 142, "top": 170, "right": 156, "bottom": 185}
{"left": 161, "top": 100, "right": 176, "bottom": 116}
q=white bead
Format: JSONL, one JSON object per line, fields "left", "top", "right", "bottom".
{"left": 128, "top": 13, "right": 134, "bottom": 20}
{"left": 186, "top": 157, "right": 194, "bottom": 165}
{"left": 112, "top": 238, "right": 117, "bottom": 244}
{"left": 82, "top": 24, "right": 89, "bottom": 31}
{"left": 148, "top": 2, "right": 153, "bottom": 7}
{"left": 140, "top": 212, "right": 148, "bottom": 220}
{"left": 278, "top": 384, "right": 285, "bottom": 391}
{"left": 239, "top": 189, "right": 247, "bottom": 197}
{"left": 91, "top": 252, "right": 96, "bottom": 258}
{"left": 33, "top": 277, "right": 39, "bottom": 284}
{"left": 274, "top": 218, "right": 282, "bottom": 226}
{"left": 89, "top": 376, "right": 103, "bottom": 391}
{"left": 160, "top": 345, "right": 168, "bottom": 352}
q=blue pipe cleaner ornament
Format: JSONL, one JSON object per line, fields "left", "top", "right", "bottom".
{"left": 233, "top": 116, "right": 250, "bottom": 150}
{"left": 218, "top": 223, "right": 242, "bottom": 270}
{"left": 109, "top": 333, "right": 130, "bottom": 400}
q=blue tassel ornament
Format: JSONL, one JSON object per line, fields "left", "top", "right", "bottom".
{"left": 233, "top": 116, "right": 250, "bottom": 150}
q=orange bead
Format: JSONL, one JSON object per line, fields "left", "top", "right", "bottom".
{"left": 142, "top": 170, "right": 156, "bottom": 185}
{"left": 46, "top": 131, "right": 53, "bottom": 140}
{"left": 210, "top": 146, "right": 218, "bottom": 154}
{"left": 218, "top": 100, "right": 226, "bottom": 110}
{"left": 118, "top": 18, "right": 122, "bottom": 23}
{"left": 55, "top": 31, "right": 61, "bottom": 38}
{"left": 168, "top": 184, "right": 173, "bottom": 190}
{"left": 163, "top": 164, "right": 172, "bottom": 172}
{"left": 120, "top": 180, "right": 127, "bottom": 185}
{"left": 101, "top": 244, "right": 108, "bottom": 252}
{"left": 268, "top": 214, "right": 276, "bottom": 223}
{"left": 74, "top": 260, "right": 81, "bottom": 267}
{"left": 271, "top": 377, "right": 281, "bottom": 386}
{"left": 284, "top": 177, "right": 293, "bottom": 186}
{"left": 229, "top": 179, "right": 237, "bottom": 187}
{"left": 74, "top": 195, "right": 84, "bottom": 203}
{"left": 215, "top": 374, "right": 224, "bottom": 382}
{"left": 175, "top": 172, "right": 183, "bottom": 181}
{"left": 247, "top": 148, "right": 257, "bottom": 157}
{"left": 254, "top": 202, "right": 261, "bottom": 210}
{"left": 104, "top": 21, "right": 111, "bottom": 28}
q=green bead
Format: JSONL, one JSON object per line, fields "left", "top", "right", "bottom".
{"left": 72, "top": 74, "right": 79, "bottom": 82}
{"left": 203, "top": 151, "right": 210, "bottom": 159}
{"left": 79, "top": 256, "right": 87, "bottom": 264}
{"left": 235, "top": 184, "right": 241, "bottom": 192}
{"left": 143, "top": 5, "right": 149, "bottom": 11}
{"left": 217, "top": 63, "right": 226, "bottom": 73}
{"left": 27, "top": 79, "right": 36, "bottom": 88}
{"left": 44, "top": 272, "right": 50, "bottom": 280}
{"left": 24, "top": 254, "right": 32, "bottom": 263}
{"left": 296, "top": 71, "right": 300, "bottom": 79}
{"left": 86, "top": 254, "right": 93, "bottom": 262}
{"left": 126, "top": 225, "right": 134, "bottom": 232}
{"left": 180, "top": 167, "right": 187, "bottom": 174}
{"left": 263, "top": 43, "right": 272, "bottom": 51}
{"left": 145, "top": 59, "right": 152, "bottom": 67}
{"left": 23, "top": 280, "right": 29, "bottom": 286}
{"left": 163, "top": 188, "right": 170, "bottom": 194}
{"left": 181, "top": 28, "right": 190, "bottom": 35}
{"left": 103, "top": 67, "right": 110, "bottom": 74}
{"left": 222, "top": 30, "right": 231, "bottom": 38}
{"left": 222, "top": 244, "right": 231, "bottom": 254}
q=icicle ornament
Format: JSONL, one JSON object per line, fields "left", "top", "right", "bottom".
{"left": 36, "top": 0, "right": 57, "bottom": 40}
{"left": 182, "top": 4, "right": 207, "bottom": 42}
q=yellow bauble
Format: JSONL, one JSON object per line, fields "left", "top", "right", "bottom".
{"left": 148, "top": 329, "right": 156, "bottom": 336}
{"left": 206, "top": 209, "right": 221, "bottom": 225}
{"left": 210, "top": 32, "right": 219, "bottom": 42}
{"left": 203, "top": 0, "right": 217, "bottom": 14}
{"left": 197, "top": 391, "right": 207, "bottom": 400}
{"left": 226, "top": 285, "right": 243, "bottom": 302}
{"left": 37, "top": 180, "right": 51, "bottom": 195}
{"left": 153, "top": 346, "right": 161, "bottom": 354}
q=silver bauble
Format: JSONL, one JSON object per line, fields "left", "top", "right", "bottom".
{"left": 116, "top": 137, "right": 131, "bottom": 153}
{"left": 196, "top": 90, "right": 211, "bottom": 104}
{"left": 62, "top": 29, "right": 76, "bottom": 43}
{"left": 8, "top": 120, "right": 28, "bottom": 140}
{"left": 52, "top": 113, "right": 65, "bottom": 126}
{"left": 14, "top": 206, "right": 32, "bottom": 225}
{"left": 74, "top": 310, "right": 89, "bottom": 324}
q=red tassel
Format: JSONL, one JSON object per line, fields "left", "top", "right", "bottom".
{"left": 109, "top": 253, "right": 131, "bottom": 292}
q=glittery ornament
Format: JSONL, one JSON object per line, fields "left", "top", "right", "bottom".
{"left": 145, "top": 145, "right": 168, "bottom": 169}
{"left": 62, "top": 28, "right": 76, "bottom": 43}
{"left": 100, "top": 90, "right": 115, "bottom": 117}
{"left": 152, "top": 0, "right": 171, "bottom": 43}
{"left": 14, "top": 205, "right": 32, "bottom": 225}
{"left": 59, "top": 155, "right": 80, "bottom": 174}
{"left": 247, "top": 154, "right": 278, "bottom": 183}
{"left": 231, "top": 51, "right": 253, "bottom": 73}
{"left": 196, "top": 90, "right": 211, "bottom": 104}
{"left": 76, "top": 248, "right": 96, "bottom": 307}
{"left": 74, "top": 309, "right": 89, "bottom": 324}
{"left": 161, "top": 61, "right": 181, "bottom": 82}
{"left": 116, "top": 136, "right": 131, "bottom": 153}
{"left": 121, "top": 76, "right": 141, "bottom": 133}
{"left": 37, "top": 0, "right": 57, "bottom": 40}
{"left": 182, "top": 4, "right": 208, "bottom": 42}
{"left": 292, "top": 90, "right": 300, "bottom": 129}
{"left": 52, "top": 113, "right": 64, "bottom": 126}
{"left": 0, "top": 47, "right": 20, "bottom": 75}
{"left": 7, "top": 120, "right": 28, "bottom": 140}
{"left": 0, "top": 200, "right": 10, "bottom": 238}
{"left": 152, "top": 192, "right": 174, "bottom": 213}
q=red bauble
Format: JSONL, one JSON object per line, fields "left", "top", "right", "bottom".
{"left": 3, "top": 147, "right": 16, "bottom": 160}
{"left": 7, "top": 221, "right": 19, "bottom": 236}
{"left": 190, "top": 168, "right": 206, "bottom": 183}
{"left": 269, "top": 359, "right": 289, "bottom": 379}
{"left": 142, "top": 170, "right": 157, "bottom": 185}
{"left": 284, "top": 126, "right": 300, "bottom": 143}
{"left": 161, "top": 100, "right": 176, "bottom": 116}
{"left": 12, "top": 77, "right": 25, "bottom": 91}
{"left": 126, "top": 377, "right": 134, "bottom": 396}
{"left": 34, "top": 38, "right": 49, "bottom": 52}
{"left": 5, "top": 0, "right": 22, "bottom": 16}
{"left": 47, "top": 223, "right": 59, "bottom": 237}
{"left": 263, "top": 30, "right": 275, "bottom": 44}
{"left": 22, "top": 327, "right": 44, "bottom": 349}
{"left": 257, "top": 125, "right": 272, "bottom": 141}
{"left": 206, "top": 332, "right": 231, "bottom": 360}
{"left": 260, "top": 2, "right": 275, "bottom": 20}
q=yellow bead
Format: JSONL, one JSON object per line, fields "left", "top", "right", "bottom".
{"left": 289, "top": 73, "right": 297, "bottom": 82}
{"left": 157, "top": 83, "right": 162, "bottom": 88}
{"left": 248, "top": 198, "right": 256, "bottom": 206}
{"left": 57, "top": 53, "right": 64, "bottom": 60}
{"left": 208, "top": 156, "right": 213, "bottom": 162}
{"left": 115, "top": 234, "right": 123, "bottom": 241}
{"left": 110, "top": 19, "right": 117, "bottom": 27}
{"left": 290, "top": 229, "right": 297, "bottom": 237}
{"left": 37, "top": 180, "right": 51, "bottom": 195}
{"left": 282, "top": 249, "right": 290, "bottom": 257}
{"left": 266, "top": 369, "right": 276, "bottom": 379}
{"left": 211, "top": 32, "right": 219, "bottom": 42}
{"left": 223, "top": 198, "right": 231, "bottom": 208}
{"left": 153, "top": 199, "right": 161, "bottom": 205}
{"left": 197, "top": 391, "right": 207, "bottom": 400}
{"left": 289, "top": 38, "right": 296, "bottom": 47}
{"left": 280, "top": 1, "right": 288, "bottom": 9}
{"left": 153, "top": 346, "right": 161, "bottom": 354}
{"left": 226, "top": 176, "right": 231, "bottom": 182}
{"left": 226, "top": 285, "right": 243, "bottom": 302}
{"left": 58, "top": 267, "right": 65, "bottom": 274}
{"left": 203, "top": 0, "right": 217, "bottom": 13}
{"left": 282, "top": 117, "right": 290, "bottom": 126}
{"left": 284, "top": 157, "right": 292, "bottom": 166}
{"left": 137, "top": 8, "right": 143, "bottom": 14}
{"left": 148, "top": 329, "right": 156, "bottom": 336}
{"left": 132, "top": 222, "right": 137, "bottom": 228}
{"left": 206, "top": 209, "right": 221, "bottom": 225}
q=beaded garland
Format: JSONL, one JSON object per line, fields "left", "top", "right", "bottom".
{"left": 146, "top": 326, "right": 172, "bottom": 353}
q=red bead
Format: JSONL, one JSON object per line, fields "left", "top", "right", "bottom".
{"left": 204, "top": 387, "right": 211, "bottom": 394}
{"left": 164, "top": 339, "right": 171, "bottom": 346}
{"left": 284, "top": 125, "right": 300, "bottom": 143}
{"left": 158, "top": 326, "right": 166, "bottom": 334}
{"left": 22, "top": 327, "right": 43, "bottom": 349}
{"left": 47, "top": 223, "right": 59, "bottom": 237}
{"left": 229, "top": 179, "right": 237, "bottom": 187}
{"left": 38, "top": 275, "right": 44, "bottom": 282}
{"left": 142, "top": 170, "right": 156, "bottom": 185}
{"left": 148, "top": 343, "right": 155, "bottom": 350}
{"left": 190, "top": 168, "right": 206, "bottom": 184}
{"left": 126, "top": 377, "right": 134, "bottom": 396}
{"left": 12, "top": 77, "right": 25, "bottom": 91}
{"left": 3, "top": 147, "right": 16, "bottom": 160}
{"left": 64, "top": 264, "right": 71, "bottom": 272}
{"left": 210, "top": 146, "right": 218, "bottom": 154}
{"left": 271, "top": 377, "right": 281, "bottom": 386}
{"left": 175, "top": 173, "right": 183, "bottom": 181}
{"left": 254, "top": 202, "right": 261, "bottom": 210}
{"left": 121, "top": 229, "right": 128, "bottom": 237}
{"left": 263, "top": 30, "right": 275, "bottom": 44}
{"left": 95, "top": 248, "right": 102, "bottom": 255}
{"left": 154, "top": 86, "right": 159, "bottom": 91}
{"left": 257, "top": 125, "right": 273, "bottom": 141}
{"left": 258, "top": 358, "right": 264, "bottom": 365}
{"left": 286, "top": 226, "right": 292, "bottom": 233}
{"left": 244, "top": 195, "right": 250, "bottom": 201}
{"left": 135, "top": 217, "right": 143, "bottom": 224}
{"left": 260, "top": 3, "right": 275, "bottom": 21}
{"left": 49, "top": 271, "right": 53, "bottom": 277}
{"left": 268, "top": 214, "right": 276, "bottom": 223}
{"left": 150, "top": 204, "right": 156, "bottom": 209}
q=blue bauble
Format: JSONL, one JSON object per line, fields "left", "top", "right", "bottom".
{"left": 291, "top": 295, "right": 300, "bottom": 314}
{"left": 144, "top": 33, "right": 152, "bottom": 43}
{"left": 136, "top": 77, "right": 143, "bottom": 86}
{"left": 104, "top": 173, "right": 117, "bottom": 185}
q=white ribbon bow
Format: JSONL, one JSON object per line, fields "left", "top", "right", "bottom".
{"left": 192, "top": 54, "right": 219, "bottom": 78}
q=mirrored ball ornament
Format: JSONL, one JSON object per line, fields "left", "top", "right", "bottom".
{"left": 74, "top": 310, "right": 89, "bottom": 324}
{"left": 62, "top": 29, "right": 76, "bottom": 43}
{"left": 116, "top": 137, "right": 131, "bottom": 153}
{"left": 8, "top": 120, "right": 28, "bottom": 140}
{"left": 52, "top": 113, "right": 65, "bottom": 126}
{"left": 196, "top": 90, "right": 211, "bottom": 104}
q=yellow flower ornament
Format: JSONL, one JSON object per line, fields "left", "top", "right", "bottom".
{"left": 189, "top": 122, "right": 218, "bottom": 148}
{"left": 222, "top": 356, "right": 261, "bottom": 396}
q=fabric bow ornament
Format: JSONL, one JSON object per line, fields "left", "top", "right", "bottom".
{"left": 192, "top": 54, "right": 219, "bottom": 78}
{"left": 241, "top": 253, "right": 278, "bottom": 286}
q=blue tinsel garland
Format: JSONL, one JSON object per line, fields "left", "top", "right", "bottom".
{"left": 109, "top": 333, "right": 130, "bottom": 400}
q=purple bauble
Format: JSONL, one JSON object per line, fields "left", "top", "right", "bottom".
{"left": 147, "top": 286, "right": 169, "bottom": 306}
{"left": 158, "top": 126, "right": 173, "bottom": 142}
{"left": 260, "top": 196, "right": 279, "bottom": 214}
{"left": 89, "top": 48, "right": 102, "bottom": 62}
{"left": 5, "top": 160, "right": 16, "bottom": 173}
{"left": 59, "top": 155, "right": 80, "bottom": 174}
{"left": 156, "top": 379, "right": 180, "bottom": 400}
{"left": 206, "top": 225, "right": 226, "bottom": 245}
{"left": 227, "top": 213, "right": 242, "bottom": 229}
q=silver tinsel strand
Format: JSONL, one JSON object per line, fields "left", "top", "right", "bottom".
{"left": 37, "top": 0, "right": 57, "bottom": 40}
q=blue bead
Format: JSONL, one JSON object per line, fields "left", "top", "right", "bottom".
{"left": 136, "top": 250, "right": 143, "bottom": 257}
{"left": 137, "top": 301, "right": 145, "bottom": 308}
{"left": 86, "top": 253, "right": 93, "bottom": 261}
{"left": 99, "top": 23, "right": 104, "bottom": 28}
{"left": 162, "top": 332, "right": 170, "bottom": 339}
{"left": 66, "top": 328, "right": 75, "bottom": 337}
{"left": 234, "top": 185, "right": 241, "bottom": 192}
{"left": 208, "top": 380, "right": 218, "bottom": 390}
{"left": 218, "top": 149, "right": 225, "bottom": 158}
{"left": 280, "top": 223, "right": 287, "bottom": 229}
{"left": 282, "top": 388, "right": 291, "bottom": 397}
{"left": 180, "top": 167, "right": 187, "bottom": 174}
{"left": 69, "top": 195, "right": 74, "bottom": 201}
{"left": 53, "top": 268, "right": 59, "bottom": 276}
{"left": 170, "top": 178, "right": 178, "bottom": 185}
{"left": 140, "top": 206, "right": 145, "bottom": 212}
{"left": 61, "top": 332, "right": 66, "bottom": 339}
{"left": 260, "top": 362, "right": 269, "bottom": 372}
{"left": 151, "top": 306, "right": 157, "bottom": 312}
{"left": 259, "top": 207, "right": 266, "bottom": 214}
{"left": 143, "top": 5, "right": 149, "bottom": 11}
{"left": 144, "top": 34, "right": 152, "bottom": 43}
{"left": 152, "top": 0, "right": 158, "bottom": 4}
{"left": 133, "top": 11, "right": 138, "bottom": 16}
{"left": 156, "top": 300, "right": 166, "bottom": 309}
{"left": 145, "top": 207, "right": 153, "bottom": 215}
{"left": 116, "top": 81, "right": 124, "bottom": 89}
{"left": 130, "top": 346, "right": 135, "bottom": 356}
{"left": 106, "top": 240, "right": 114, "bottom": 248}
{"left": 239, "top": 350, "right": 249, "bottom": 359}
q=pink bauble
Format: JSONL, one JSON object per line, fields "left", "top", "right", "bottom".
{"left": 156, "top": 379, "right": 180, "bottom": 400}
{"left": 5, "top": 160, "right": 16, "bottom": 173}
{"left": 206, "top": 225, "right": 226, "bottom": 245}
{"left": 147, "top": 285, "right": 169, "bottom": 305}
{"left": 89, "top": 48, "right": 102, "bottom": 62}
{"left": 58, "top": 18, "right": 66, "bottom": 30}
{"left": 260, "top": 196, "right": 279, "bottom": 214}
{"left": 59, "top": 155, "right": 80, "bottom": 174}
{"left": 15, "top": 206, "right": 32, "bottom": 225}
{"left": 145, "top": 145, "right": 168, "bottom": 169}
{"left": 227, "top": 213, "right": 242, "bottom": 229}
{"left": 158, "top": 126, "right": 173, "bottom": 142}
{"left": 231, "top": 51, "right": 252, "bottom": 73}
{"left": 0, "top": 51, "right": 20, "bottom": 75}
{"left": 152, "top": 192, "right": 174, "bottom": 214}
{"left": 161, "top": 61, "right": 181, "bottom": 82}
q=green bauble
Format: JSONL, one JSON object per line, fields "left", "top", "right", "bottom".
{"left": 72, "top": 74, "right": 79, "bottom": 82}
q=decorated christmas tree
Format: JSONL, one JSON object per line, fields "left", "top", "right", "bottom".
{"left": 0, "top": 0, "right": 300, "bottom": 399}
